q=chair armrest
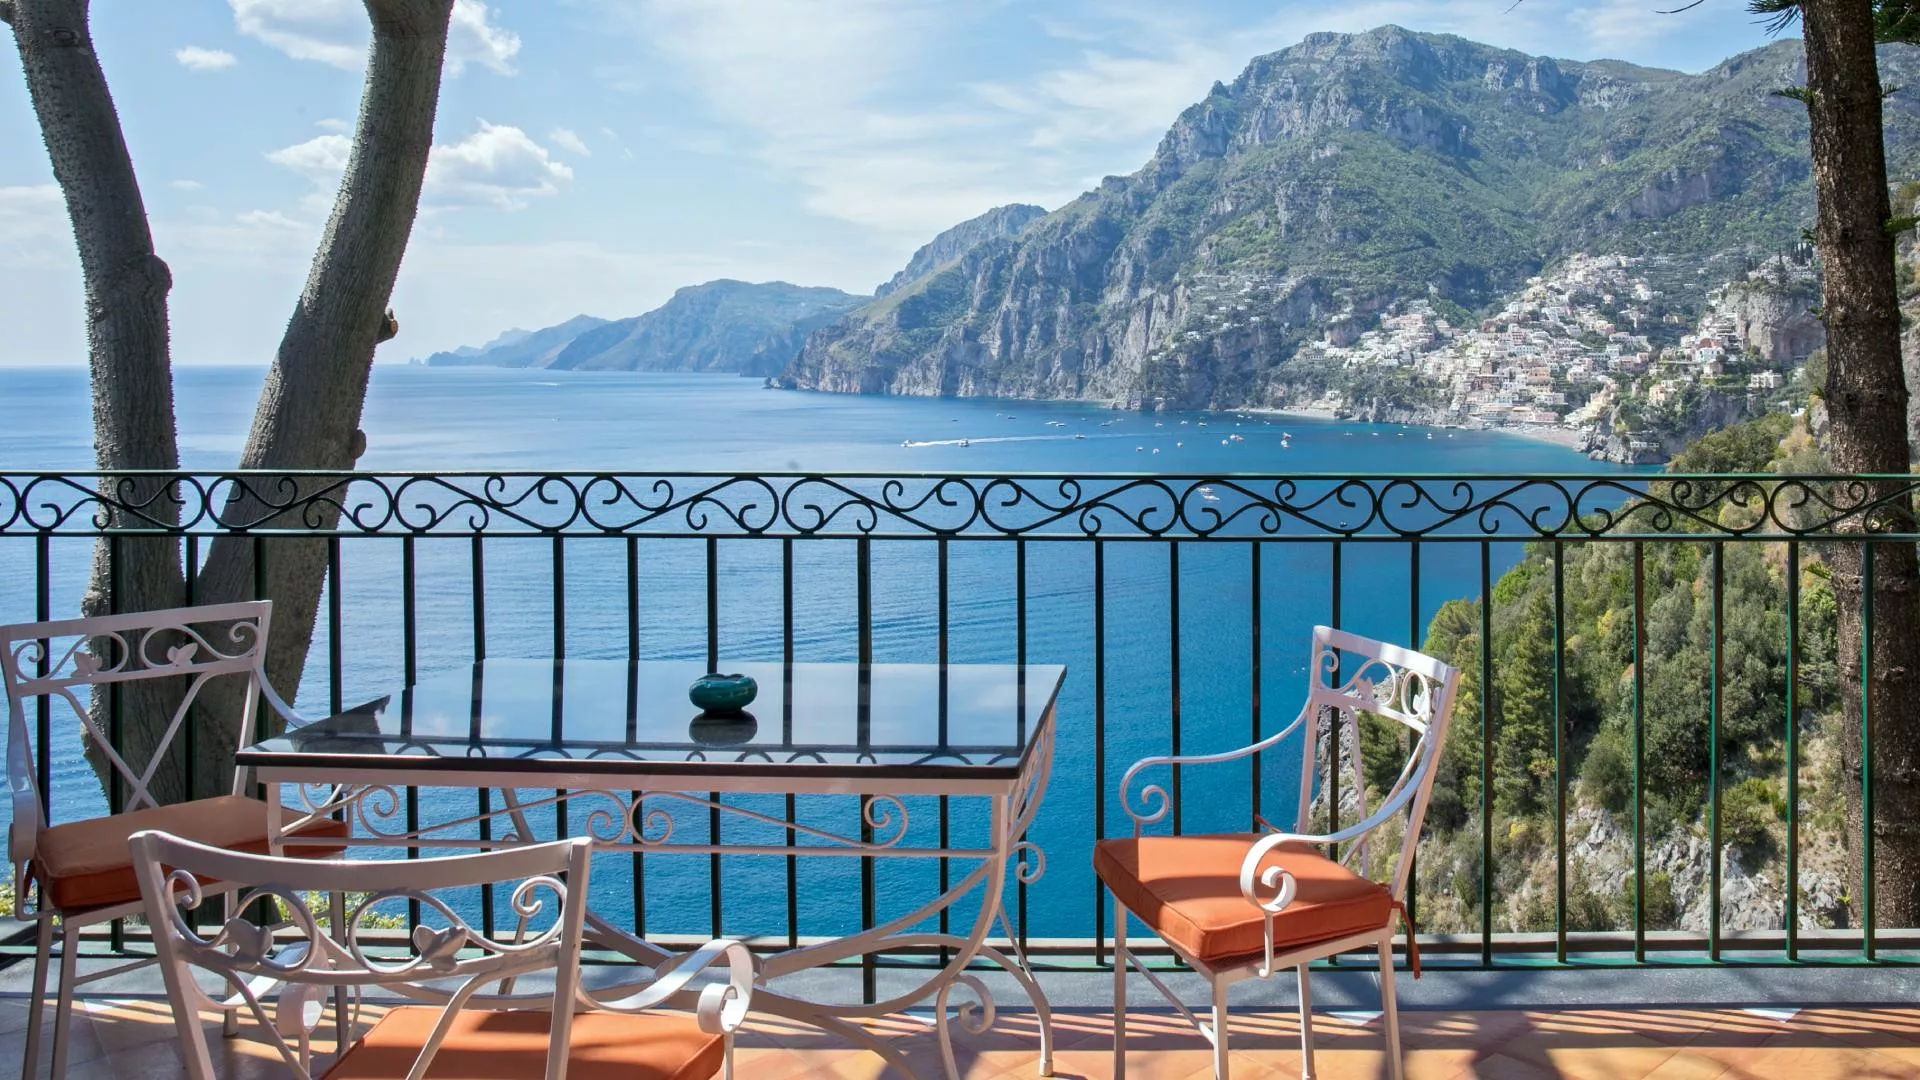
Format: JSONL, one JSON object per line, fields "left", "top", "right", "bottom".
{"left": 1236, "top": 772, "right": 1425, "bottom": 912}
{"left": 1119, "top": 707, "right": 1310, "bottom": 833}
{"left": 581, "top": 939, "right": 755, "bottom": 1035}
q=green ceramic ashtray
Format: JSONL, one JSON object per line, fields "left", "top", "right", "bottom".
{"left": 689, "top": 672, "right": 758, "bottom": 716}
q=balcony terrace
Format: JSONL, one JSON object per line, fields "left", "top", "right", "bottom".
{"left": 2, "top": 469, "right": 1917, "bottom": 1078}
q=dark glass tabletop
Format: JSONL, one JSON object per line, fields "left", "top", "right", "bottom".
{"left": 241, "top": 660, "right": 1065, "bottom": 781}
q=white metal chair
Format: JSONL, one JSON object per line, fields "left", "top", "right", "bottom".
{"left": 131, "top": 831, "right": 754, "bottom": 1080}
{"left": 1099, "top": 625, "right": 1461, "bottom": 1080}
{"left": 0, "top": 600, "right": 349, "bottom": 1079}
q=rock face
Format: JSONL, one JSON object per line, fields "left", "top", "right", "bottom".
{"left": 782, "top": 27, "right": 1920, "bottom": 408}
{"left": 551, "top": 280, "right": 867, "bottom": 375}
{"left": 873, "top": 204, "right": 1047, "bottom": 299}
{"left": 1720, "top": 278, "right": 1822, "bottom": 365}
{"left": 421, "top": 315, "right": 609, "bottom": 368}
{"left": 1588, "top": 390, "right": 1756, "bottom": 464}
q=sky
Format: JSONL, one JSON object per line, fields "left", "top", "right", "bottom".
{"left": 0, "top": 1, "right": 1785, "bottom": 368}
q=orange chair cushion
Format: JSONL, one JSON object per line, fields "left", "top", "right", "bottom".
{"left": 323, "top": 1007, "right": 725, "bottom": 1080}
{"left": 1095, "top": 834, "right": 1393, "bottom": 963}
{"left": 31, "top": 794, "right": 350, "bottom": 912}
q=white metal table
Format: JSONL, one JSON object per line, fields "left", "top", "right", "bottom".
{"left": 240, "top": 659, "right": 1063, "bottom": 1079}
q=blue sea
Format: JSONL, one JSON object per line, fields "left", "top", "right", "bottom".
{"left": 0, "top": 365, "right": 1642, "bottom": 941}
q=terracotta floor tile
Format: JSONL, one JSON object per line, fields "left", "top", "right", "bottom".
{"left": 1693, "top": 1029, "right": 1920, "bottom": 1080}
{"left": 1461, "top": 1051, "right": 1560, "bottom": 1079}
{"left": 12, "top": 994, "right": 1920, "bottom": 1080}
{"left": 1637, "top": 1048, "right": 1734, "bottom": 1080}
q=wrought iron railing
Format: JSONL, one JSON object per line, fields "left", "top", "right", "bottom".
{"left": 1, "top": 470, "right": 1915, "bottom": 971}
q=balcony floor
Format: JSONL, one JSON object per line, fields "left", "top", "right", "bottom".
{"left": 5, "top": 992, "right": 1918, "bottom": 1079}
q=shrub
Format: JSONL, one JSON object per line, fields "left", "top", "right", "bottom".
{"left": 1721, "top": 777, "right": 1783, "bottom": 853}
{"left": 1580, "top": 725, "right": 1633, "bottom": 813}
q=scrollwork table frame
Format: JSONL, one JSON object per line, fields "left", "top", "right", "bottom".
{"left": 238, "top": 658, "right": 1064, "bottom": 1080}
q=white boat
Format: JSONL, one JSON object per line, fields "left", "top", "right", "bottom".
{"left": 1075, "top": 433, "right": 1086, "bottom": 440}
{"left": 959, "top": 439, "right": 969, "bottom": 447}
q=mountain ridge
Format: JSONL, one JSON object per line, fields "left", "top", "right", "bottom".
{"left": 778, "top": 28, "right": 1920, "bottom": 410}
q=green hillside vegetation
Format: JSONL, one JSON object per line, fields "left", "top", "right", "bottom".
{"left": 1362, "top": 409, "right": 1852, "bottom": 934}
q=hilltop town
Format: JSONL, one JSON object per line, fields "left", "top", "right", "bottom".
{"left": 1266, "top": 253, "right": 1820, "bottom": 460}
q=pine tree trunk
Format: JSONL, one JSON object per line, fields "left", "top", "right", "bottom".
{"left": 188, "top": 0, "right": 454, "bottom": 791}
{"left": 1801, "top": 0, "right": 1920, "bottom": 931}
{"left": 8, "top": 0, "right": 188, "bottom": 800}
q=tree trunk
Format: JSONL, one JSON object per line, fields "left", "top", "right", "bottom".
{"left": 188, "top": 0, "right": 454, "bottom": 793}
{"left": 9, "top": 0, "right": 188, "bottom": 801}
{"left": 1802, "top": 0, "right": 1920, "bottom": 931}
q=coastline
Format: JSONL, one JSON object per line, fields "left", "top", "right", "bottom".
{"left": 1499, "top": 424, "right": 1591, "bottom": 452}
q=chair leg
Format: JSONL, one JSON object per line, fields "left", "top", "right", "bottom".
{"left": 1377, "top": 941, "right": 1403, "bottom": 1080}
{"left": 1296, "top": 964, "right": 1316, "bottom": 1080}
{"left": 49, "top": 922, "right": 80, "bottom": 1080}
{"left": 330, "top": 891, "right": 350, "bottom": 1050}
{"left": 1111, "top": 896, "right": 1127, "bottom": 1079}
{"left": 1209, "top": 978, "right": 1230, "bottom": 1080}
{"left": 21, "top": 918, "right": 53, "bottom": 1080}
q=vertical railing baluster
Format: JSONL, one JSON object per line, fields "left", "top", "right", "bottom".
{"left": 1862, "top": 542, "right": 1876, "bottom": 961}
{"left": 1552, "top": 540, "right": 1566, "bottom": 964}
{"left": 1406, "top": 540, "right": 1419, "bottom": 931}
{"left": 327, "top": 537, "right": 344, "bottom": 716}
{"left": 473, "top": 535, "right": 493, "bottom": 936}
{"left": 401, "top": 536, "right": 417, "bottom": 689}
{"left": 551, "top": 536, "right": 566, "bottom": 848}
{"left": 1632, "top": 542, "right": 1646, "bottom": 963}
{"left": 1169, "top": 540, "right": 1182, "bottom": 835}
{"left": 707, "top": 537, "right": 722, "bottom": 940}
{"left": 783, "top": 537, "right": 796, "bottom": 950}
{"left": 1093, "top": 539, "right": 1108, "bottom": 966}
{"left": 628, "top": 536, "right": 644, "bottom": 937}
{"left": 108, "top": 535, "right": 125, "bottom": 950}
{"left": 1016, "top": 538, "right": 1029, "bottom": 953}
{"left": 938, "top": 537, "right": 951, "bottom": 964}
{"left": 1709, "top": 541, "right": 1724, "bottom": 962}
{"left": 183, "top": 534, "right": 198, "bottom": 803}
{"left": 1479, "top": 541, "right": 1493, "bottom": 968}
{"left": 34, "top": 534, "right": 49, "bottom": 826}
{"left": 1251, "top": 541, "right": 1263, "bottom": 829}
{"left": 1329, "top": 540, "right": 1342, "bottom": 849}
{"left": 1785, "top": 541, "right": 1800, "bottom": 961}
{"left": 857, "top": 536, "right": 875, "bottom": 1003}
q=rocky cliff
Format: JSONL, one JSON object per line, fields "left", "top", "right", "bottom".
{"left": 1720, "top": 277, "right": 1822, "bottom": 365}
{"left": 872, "top": 204, "right": 1047, "bottom": 299}
{"left": 782, "top": 27, "right": 1920, "bottom": 409}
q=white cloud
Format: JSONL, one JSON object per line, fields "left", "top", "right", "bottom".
{"left": 426, "top": 122, "right": 574, "bottom": 208}
{"left": 0, "top": 185, "right": 68, "bottom": 267}
{"left": 447, "top": 1, "right": 521, "bottom": 74}
{"left": 620, "top": 0, "right": 1059, "bottom": 239}
{"left": 265, "top": 133, "right": 352, "bottom": 185}
{"left": 230, "top": 0, "right": 518, "bottom": 74}
{"left": 265, "top": 122, "right": 571, "bottom": 210}
{"left": 315, "top": 118, "right": 352, "bottom": 133}
{"left": 171, "top": 179, "right": 205, "bottom": 191}
{"left": 548, "top": 128, "right": 591, "bottom": 156}
{"left": 175, "top": 46, "right": 239, "bottom": 72}
{"left": 231, "top": 0, "right": 362, "bottom": 68}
